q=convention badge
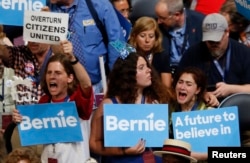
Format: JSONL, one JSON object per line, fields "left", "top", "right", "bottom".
{"left": 82, "top": 19, "right": 95, "bottom": 26}
{"left": 10, "top": 76, "right": 34, "bottom": 104}
{"left": 48, "top": 158, "right": 58, "bottom": 163}
{"left": 47, "top": 151, "right": 58, "bottom": 162}
{"left": 1, "top": 113, "right": 12, "bottom": 129}
{"left": 24, "top": 62, "right": 35, "bottom": 75}
{"left": 95, "top": 93, "right": 104, "bottom": 107}
{"left": 46, "top": 144, "right": 64, "bottom": 163}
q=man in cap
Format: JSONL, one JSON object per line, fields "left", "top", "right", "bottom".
{"left": 154, "top": 139, "right": 197, "bottom": 163}
{"left": 178, "top": 13, "right": 250, "bottom": 101}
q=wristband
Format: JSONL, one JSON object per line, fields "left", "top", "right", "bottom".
{"left": 70, "top": 57, "right": 79, "bottom": 65}
{"left": 122, "top": 147, "right": 126, "bottom": 155}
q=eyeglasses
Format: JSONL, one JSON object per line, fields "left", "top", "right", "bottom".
{"left": 157, "top": 14, "right": 173, "bottom": 22}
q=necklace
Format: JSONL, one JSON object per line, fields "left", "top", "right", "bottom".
{"left": 147, "top": 53, "right": 153, "bottom": 62}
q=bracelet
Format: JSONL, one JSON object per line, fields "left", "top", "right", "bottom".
{"left": 70, "top": 57, "right": 79, "bottom": 65}
{"left": 122, "top": 147, "right": 126, "bottom": 155}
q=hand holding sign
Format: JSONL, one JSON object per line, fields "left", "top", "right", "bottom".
{"left": 104, "top": 104, "right": 169, "bottom": 147}
{"left": 23, "top": 11, "right": 69, "bottom": 44}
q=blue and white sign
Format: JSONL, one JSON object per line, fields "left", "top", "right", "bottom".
{"left": 235, "top": 0, "right": 250, "bottom": 20}
{"left": 0, "top": 0, "right": 46, "bottom": 26}
{"left": 114, "top": 8, "right": 132, "bottom": 41}
{"left": 17, "top": 102, "right": 83, "bottom": 146}
{"left": 172, "top": 106, "right": 240, "bottom": 153}
{"left": 104, "top": 104, "right": 169, "bottom": 147}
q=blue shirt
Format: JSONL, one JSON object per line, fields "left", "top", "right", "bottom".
{"left": 160, "top": 9, "right": 205, "bottom": 66}
{"left": 50, "top": 0, "right": 125, "bottom": 84}
{"left": 169, "top": 10, "right": 189, "bottom": 65}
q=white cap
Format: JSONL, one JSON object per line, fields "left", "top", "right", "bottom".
{"left": 202, "top": 13, "right": 228, "bottom": 42}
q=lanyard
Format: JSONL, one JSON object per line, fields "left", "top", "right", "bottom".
{"left": 50, "top": 95, "right": 70, "bottom": 154}
{"left": 64, "top": 96, "right": 70, "bottom": 102}
{"left": 190, "top": 102, "right": 199, "bottom": 111}
{"left": 50, "top": 96, "right": 70, "bottom": 103}
{"left": 178, "top": 101, "right": 199, "bottom": 112}
{"left": 213, "top": 44, "right": 231, "bottom": 82}
{"left": 141, "top": 95, "right": 145, "bottom": 104}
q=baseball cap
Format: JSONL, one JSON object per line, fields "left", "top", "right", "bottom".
{"left": 202, "top": 13, "right": 228, "bottom": 42}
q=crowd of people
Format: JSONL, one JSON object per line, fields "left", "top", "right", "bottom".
{"left": 0, "top": 0, "right": 249, "bottom": 162}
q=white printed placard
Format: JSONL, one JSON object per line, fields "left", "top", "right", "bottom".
{"left": 104, "top": 104, "right": 169, "bottom": 147}
{"left": 23, "top": 10, "right": 69, "bottom": 44}
{"left": 172, "top": 106, "right": 241, "bottom": 153}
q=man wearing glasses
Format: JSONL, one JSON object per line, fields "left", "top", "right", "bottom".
{"left": 155, "top": 0, "right": 205, "bottom": 75}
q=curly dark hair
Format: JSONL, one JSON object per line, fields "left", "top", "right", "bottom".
{"left": 40, "top": 53, "right": 79, "bottom": 97}
{"left": 5, "top": 147, "right": 40, "bottom": 163}
{"left": 106, "top": 52, "right": 174, "bottom": 103}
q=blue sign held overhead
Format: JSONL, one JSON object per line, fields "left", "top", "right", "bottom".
{"left": 114, "top": 8, "right": 132, "bottom": 41}
{"left": 17, "top": 102, "right": 83, "bottom": 146}
{"left": 104, "top": 104, "right": 169, "bottom": 147}
{"left": 0, "top": 0, "right": 46, "bottom": 26}
{"left": 172, "top": 106, "right": 240, "bottom": 153}
{"left": 235, "top": 0, "right": 250, "bottom": 20}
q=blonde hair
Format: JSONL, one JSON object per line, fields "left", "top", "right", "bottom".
{"left": 129, "top": 16, "right": 163, "bottom": 54}
{"left": 0, "top": 25, "right": 6, "bottom": 39}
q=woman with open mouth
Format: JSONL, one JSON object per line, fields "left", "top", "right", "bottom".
{"left": 170, "top": 66, "right": 213, "bottom": 163}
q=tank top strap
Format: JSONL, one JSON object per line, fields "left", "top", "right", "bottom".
{"left": 111, "top": 96, "right": 145, "bottom": 104}
{"left": 110, "top": 97, "right": 118, "bottom": 104}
